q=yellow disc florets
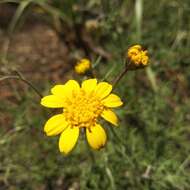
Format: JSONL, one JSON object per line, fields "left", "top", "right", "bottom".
{"left": 64, "top": 89, "right": 104, "bottom": 128}
{"left": 74, "top": 58, "right": 91, "bottom": 74}
{"left": 127, "top": 45, "right": 149, "bottom": 66}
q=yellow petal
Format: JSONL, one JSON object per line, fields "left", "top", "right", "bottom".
{"left": 59, "top": 127, "right": 79, "bottom": 154}
{"left": 81, "top": 78, "right": 97, "bottom": 93}
{"left": 102, "top": 94, "right": 123, "bottom": 108}
{"left": 95, "top": 82, "right": 112, "bottom": 99}
{"left": 86, "top": 124, "right": 107, "bottom": 150}
{"left": 51, "top": 85, "right": 67, "bottom": 99}
{"left": 101, "top": 109, "right": 118, "bottom": 126}
{"left": 41, "top": 95, "right": 66, "bottom": 108}
{"left": 63, "top": 80, "right": 80, "bottom": 98}
{"left": 44, "top": 114, "right": 68, "bottom": 136}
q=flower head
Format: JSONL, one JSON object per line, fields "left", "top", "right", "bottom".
{"left": 74, "top": 58, "right": 91, "bottom": 74}
{"left": 127, "top": 45, "right": 149, "bottom": 68}
{"left": 41, "top": 79, "right": 123, "bottom": 154}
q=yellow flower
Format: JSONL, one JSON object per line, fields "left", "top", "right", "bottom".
{"left": 127, "top": 45, "right": 149, "bottom": 67}
{"left": 74, "top": 58, "right": 91, "bottom": 74}
{"left": 41, "top": 79, "right": 123, "bottom": 154}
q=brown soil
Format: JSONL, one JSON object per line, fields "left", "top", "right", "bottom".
{"left": 0, "top": 4, "right": 77, "bottom": 130}
{"left": 0, "top": 4, "right": 75, "bottom": 100}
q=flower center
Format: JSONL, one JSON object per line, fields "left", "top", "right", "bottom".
{"left": 64, "top": 89, "right": 104, "bottom": 128}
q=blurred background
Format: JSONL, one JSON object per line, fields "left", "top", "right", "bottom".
{"left": 0, "top": 0, "right": 190, "bottom": 189}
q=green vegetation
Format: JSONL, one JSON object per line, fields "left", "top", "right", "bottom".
{"left": 0, "top": 0, "right": 190, "bottom": 189}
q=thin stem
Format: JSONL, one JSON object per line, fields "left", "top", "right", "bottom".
{"left": 176, "top": 154, "right": 190, "bottom": 175}
{"left": 109, "top": 126, "right": 126, "bottom": 147}
{"left": 0, "top": 75, "right": 42, "bottom": 98}
{"left": 2, "top": 0, "right": 31, "bottom": 63}
{"left": 109, "top": 127, "right": 134, "bottom": 167}
{"left": 112, "top": 66, "right": 129, "bottom": 89}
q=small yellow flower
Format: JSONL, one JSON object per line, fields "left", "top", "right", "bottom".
{"left": 127, "top": 45, "right": 149, "bottom": 67}
{"left": 41, "top": 79, "right": 123, "bottom": 154}
{"left": 74, "top": 58, "right": 91, "bottom": 74}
